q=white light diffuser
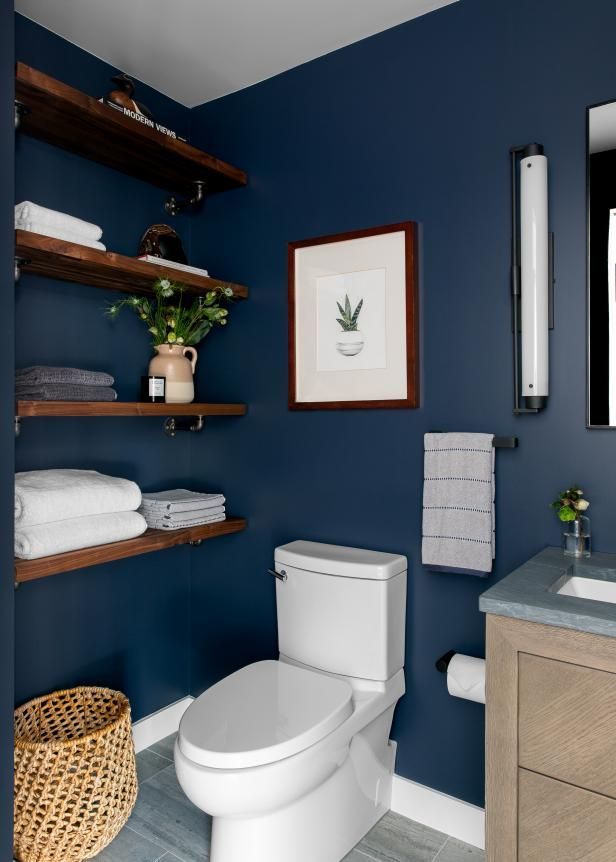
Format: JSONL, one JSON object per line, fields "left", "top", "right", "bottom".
{"left": 520, "top": 151, "right": 549, "bottom": 409}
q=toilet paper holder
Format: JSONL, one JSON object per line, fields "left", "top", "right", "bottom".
{"left": 435, "top": 650, "right": 457, "bottom": 673}
{"left": 435, "top": 649, "right": 486, "bottom": 672}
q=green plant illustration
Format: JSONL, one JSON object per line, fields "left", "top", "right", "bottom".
{"left": 336, "top": 294, "right": 364, "bottom": 332}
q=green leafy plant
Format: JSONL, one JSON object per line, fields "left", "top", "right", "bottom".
{"left": 550, "top": 486, "right": 590, "bottom": 522}
{"left": 106, "top": 277, "right": 234, "bottom": 346}
{"left": 336, "top": 294, "right": 363, "bottom": 332}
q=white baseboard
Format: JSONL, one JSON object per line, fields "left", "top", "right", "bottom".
{"left": 131, "top": 697, "right": 485, "bottom": 850}
{"left": 391, "top": 774, "right": 485, "bottom": 850}
{"left": 132, "top": 696, "right": 194, "bottom": 753}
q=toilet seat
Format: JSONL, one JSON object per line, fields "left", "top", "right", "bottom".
{"left": 178, "top": 660, "right": 353, "bottom": 769}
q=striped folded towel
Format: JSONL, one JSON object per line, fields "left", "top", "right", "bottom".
{"left": 422, "top": 432, "right": 495, "bottom": 576}
{"left": 145, "top": 512, "right": 226, "bottom": 531}
{"left": 140, "top": 490, "right": 226, "bottom": 514}
{"left": 16, "top": 366, "right": 115, "bottom": 387}
{"left": 15, "top": 201, "right": 103, "bottom": 240}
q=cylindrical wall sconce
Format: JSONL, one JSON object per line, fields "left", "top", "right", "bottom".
{"left": 510, "top": 143, "right": 553, "bottom": 414}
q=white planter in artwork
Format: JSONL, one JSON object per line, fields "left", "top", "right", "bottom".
{"left": 336, "top": 330, "right": 365, "bottom": 357}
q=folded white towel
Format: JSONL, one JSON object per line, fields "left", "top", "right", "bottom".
{"left": 15, "top": 511, "right": 147, "bottom": 560}
{"left": 140, "top": 489, "right": 226, "bottom": 513}
{"left": 15, "top": 201, "right": 103, "bottom": 240}
{"left": 146, "top": 512, "right": 226, "bottom": 531}
{"left": 422, "top": 432, "right": 495, "bottom": 576}
{"left": 15, "top": 469, "right": 142, "bottom": 528}
{"left": 16, "top": 220, "right": 106, "bottom": 252}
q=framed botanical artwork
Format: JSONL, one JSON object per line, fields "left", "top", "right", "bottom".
{"left": 288, "top": 222, "right": 419, "bottom": 409}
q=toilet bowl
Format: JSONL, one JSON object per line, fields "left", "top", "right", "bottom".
{"left": 175, "top": 540, "right": 407, "bottom": 862}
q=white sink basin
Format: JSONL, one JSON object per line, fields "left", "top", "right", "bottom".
{"left": 555, "top": 575, "right": 616, "bottom": 604}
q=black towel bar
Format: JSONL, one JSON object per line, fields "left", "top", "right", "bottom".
{"left": 429, "top": 432, "right": 518, "bottom": 449}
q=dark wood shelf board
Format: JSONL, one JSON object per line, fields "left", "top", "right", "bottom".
{"left": 15, "top": 517, "right": 247, "bottom": 583}
{"left": 15, "top": 231, "right": 249, "bottom": 299}
{"left": 16, "top": 62, "right": 247, "bottom": 195}
{"left": 16, "top": 401, "right": 247, "bottom": 417}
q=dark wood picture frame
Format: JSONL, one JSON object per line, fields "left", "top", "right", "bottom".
{"left": 288, "top": 222, "right": 419, "bottom": 410}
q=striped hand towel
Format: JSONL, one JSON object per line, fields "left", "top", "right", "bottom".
{"left": 422, "top": 432, "right": 495, "bottom": 576}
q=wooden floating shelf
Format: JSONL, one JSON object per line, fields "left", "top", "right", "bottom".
{"left": 15, "top": 517, "right": 247, "bottom": 583}
{"left": 16, "top": 401, "right": 247, "bottom": 418}
{"left": 16, "top": 62, "right": 247, "bottom": 195}
{"left": 16, "top": 231, "right": 249, "bottom": 299}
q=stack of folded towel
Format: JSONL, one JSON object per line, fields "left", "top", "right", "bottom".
{"left": 15, "top": 469, "right": 147, "bottom": 560}
{"left": 16, "top": 366, "right": 117, "bottom": 402}
{"left": 15, "top": 201, "right": 106, "bottom": 251}
{"left": 139, "top": 489, "right": 226, "bottom": 531}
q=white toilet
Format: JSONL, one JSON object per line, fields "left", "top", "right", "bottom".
{"left": 174, "top": 540, "right": 407, "bottom": 862}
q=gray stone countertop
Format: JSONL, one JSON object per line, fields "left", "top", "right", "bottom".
{"left": 479, "top": 546, "right": 616, "bottom": 638}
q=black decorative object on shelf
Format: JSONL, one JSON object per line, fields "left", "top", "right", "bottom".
{"left": 105, "top": 73, "right": 154, "bottom": 120}
{"left": 138, "top": 224, "right": 187, "bottom": 264}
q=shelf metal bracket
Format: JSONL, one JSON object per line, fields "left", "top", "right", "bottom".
{"left": 164, "top": 180, "right": 207, "bottom": 216}
{"left": 163, "top": 416, "right": 205, "bottom": 437}
{"left": 14, "top": 416, "right": 21, "bottom": 438}
{"left": 15, "top": 257, "right": 29, "bottom": 282}
{"left": 14, "top": 100, "right": 29, "bottom": 130}
{"left": 189, "top": 540, "right": 203, "bottom": 547}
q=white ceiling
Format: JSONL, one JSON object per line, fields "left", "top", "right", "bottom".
{"left": 16, "top": 0, "right": 458, "bottom": 107}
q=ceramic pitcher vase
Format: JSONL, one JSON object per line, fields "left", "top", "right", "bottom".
{"left": 149, "top": 343, "right": 197, "bottom": 404}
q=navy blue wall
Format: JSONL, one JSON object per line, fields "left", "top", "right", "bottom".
{"left": 1, "top": 1, "right": 15, "bottom": 854}
{"left": 9, "top": 0, "right": 616, "bottom": 818}
{"left": 188, "top": 0, "right": 616, "bottom": 806}
{"left": 13, "top": 15, "right": 197, "bottom": 720}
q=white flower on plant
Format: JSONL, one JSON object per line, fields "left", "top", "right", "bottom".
{"left": 177, "top": 337, "right": 184, "bottom": 344}
{"left": 575, "top": 499, "right": 590, "bottom": 511}
{"left": 224, "top": 287, "right": 234, "bottom": 297}
{"left": 167, "top": 332, "right": 177, "bottom": 343}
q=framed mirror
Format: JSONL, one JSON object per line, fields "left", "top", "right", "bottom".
{"left": 588, "top": 99, "right": 616, "bottom": 427}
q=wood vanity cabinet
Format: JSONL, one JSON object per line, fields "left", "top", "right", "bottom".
{"left": 486, "top": 614, "right": 616, "bottom": 861}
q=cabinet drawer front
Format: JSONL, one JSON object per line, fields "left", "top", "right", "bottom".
{"left": 519, "top": 769, "right": 616, "bottom": 862}
{"left": 519, "top": 653, "right": 616, "bottom": 798}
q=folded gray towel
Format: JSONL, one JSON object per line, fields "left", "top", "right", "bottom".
{"left": 16, "top": 366, "right": 114, "bottom": 387}
{"left": 140, "top": 490, "right": 226, "bottom": 514}
{"left": 16, "top": 385, "right": 118, "bottom": 402}
{"left": 422, "top": 432, "right": 495, "bottom": 576}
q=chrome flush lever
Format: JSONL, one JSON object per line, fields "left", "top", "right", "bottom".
{"left": 267, "top": 568, "right": 287, "bottom": 582}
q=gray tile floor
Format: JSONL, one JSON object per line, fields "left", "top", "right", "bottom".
{"left": 96, "top": 734, "right": 484, "bottom": 862}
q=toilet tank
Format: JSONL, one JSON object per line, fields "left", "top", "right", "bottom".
{"left": 274, "top": 540, "right": 407, "bottom": 682}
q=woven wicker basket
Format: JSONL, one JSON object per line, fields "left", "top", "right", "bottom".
{"left": 14, "top": 686, "right": 138, "bottom": 862}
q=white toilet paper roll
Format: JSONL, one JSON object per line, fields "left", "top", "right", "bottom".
{"left": 446, "top": 654, "right": 486, "bottom": 704}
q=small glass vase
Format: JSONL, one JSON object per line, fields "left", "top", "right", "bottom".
{"left": 562, "top": 515, "right": 591, "bottom": 558}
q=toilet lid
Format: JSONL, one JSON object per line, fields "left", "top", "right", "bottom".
{"left": 178, "top": 660, "right": 353, "bottom": 769}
